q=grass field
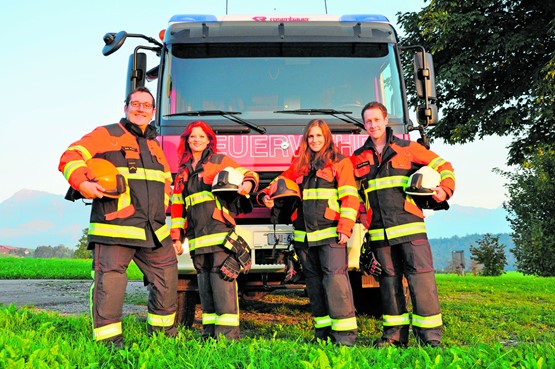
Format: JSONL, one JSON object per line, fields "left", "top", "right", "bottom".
{"left": 1, "top": 257, "right": 554, "bottom": 368}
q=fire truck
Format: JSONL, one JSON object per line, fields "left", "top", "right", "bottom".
{"left": 102, "top": 13, "right": 437, "bottom": 326}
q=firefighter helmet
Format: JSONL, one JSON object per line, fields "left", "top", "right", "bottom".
{"left": 212, "top": 167, "right": 245, "bottom": 193}
{"left": 268, "top": 177, "right": 301, "bottom": 200}
{"left": 86, "top": 158, "right": 126, "bottom": 198}
{"left": 405, "top": 166, "right": 441, "bottom": 196}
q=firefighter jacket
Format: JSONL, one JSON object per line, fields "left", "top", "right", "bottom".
{"left": 170, "top": 148, "right": 259, "bottom": 255}
{"left": 58, "top": 119, "right": 173, "bottom": 248}
{"left": 260, "top": 154, "right": 359, "bottom": 247}
{"left": 350, "top": 127, "right": 455, "bottom": 247}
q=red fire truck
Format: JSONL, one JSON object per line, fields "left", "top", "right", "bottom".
{"left": 102, "top": 13, "right": 437, "bottom": 326}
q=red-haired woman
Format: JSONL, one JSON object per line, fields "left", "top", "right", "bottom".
{"left": 171, "top": 120, "right": 259, "bottom": 340}
{"left": 258, "top": 119, "right": 359, "bottom": 346}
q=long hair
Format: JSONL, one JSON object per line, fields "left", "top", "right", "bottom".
{"left": 292, "top": 119, "right": 340, "bottom": 173}
{"left": 177, "top": 120, "right": 217, "bottom": 166}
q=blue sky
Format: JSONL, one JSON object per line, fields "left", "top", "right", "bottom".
{"left": 0, "top": 0, "right": 511, "bottom": 208}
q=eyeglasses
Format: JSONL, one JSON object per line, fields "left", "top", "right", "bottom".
{"left": 129, "top": 101, "right": 154, "bottom": 109}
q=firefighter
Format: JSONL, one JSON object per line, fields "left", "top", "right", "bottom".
{"left": 171, "top": 120, "right": 259, "bottom": 340}
{"left": 351, "top": 101, "right": 456, "bottom": 348}
{"left": 58, "top": 87, "right": 178, "bottom": 349}
{"left": 258, "top": 119, "right": 359, "bottom": 346}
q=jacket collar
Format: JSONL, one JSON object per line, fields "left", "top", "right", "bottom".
{"left": 120, "top": 118, "right": 158, "bottom": 139}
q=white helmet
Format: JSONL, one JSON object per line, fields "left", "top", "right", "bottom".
{"left": 212, "top": 167, "right": 244, "bottom": 193}
{"left": 405, "top": 166, "right": 440, "bottom": 196}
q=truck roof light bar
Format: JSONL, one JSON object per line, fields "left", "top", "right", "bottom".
{"left": 168, "top": 14, "right": 390, "bottom": 24}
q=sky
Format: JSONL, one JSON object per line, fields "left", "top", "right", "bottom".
{"left": 0, "top": 0, "right": 512, "bottom": 209}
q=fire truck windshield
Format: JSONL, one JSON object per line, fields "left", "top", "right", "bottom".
{"left": 158, "top": 42, "right": 405, "bottom": 135}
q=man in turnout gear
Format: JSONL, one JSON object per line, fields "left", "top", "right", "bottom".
{"left": 58, "top": 87, "right": 178, "bottom": 348}
{"left": 259, "top": 120, "right": 359, "bottom": 346}
{"left": 350, "top": 102, "right": 455, "bottom": 348}
{"left": 171, "top": 121, "right": 259, "bottom": 340}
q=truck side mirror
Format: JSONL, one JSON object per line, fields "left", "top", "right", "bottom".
{"left": 102, "top": 31, "right": 128, "bottom": 56}
{"left": 417, "top": 103, "right": 438, "bottom": 126}
{"left": 126, "top": 52, "right": 147, "bottom": 96}
{"left": 413, "top": 51, "right": 437, "bottom": 101}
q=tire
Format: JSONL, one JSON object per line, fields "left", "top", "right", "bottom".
{"left": 175, "top": 291, "right": 199, "bottom": 327}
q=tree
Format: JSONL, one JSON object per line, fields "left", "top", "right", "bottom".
{"left": 34, "top": 245, "right": 55, "bottom": 258}
{"left": 73, "top": 228, "right": 92, "bottom": 259}
{"left": 470, "top": 233, "right": 507, "bottom": 276}
{"left": 497, "top": 146, "right": 555, "bottom": 276}
{"left": 398, "top": 0, "right": 555, "bottom": 165}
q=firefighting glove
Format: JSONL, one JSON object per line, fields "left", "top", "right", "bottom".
{"left": 236, "top": 248, "right": 252, "bottom": 273}
{"left": 283, "top": 250, "right": 302, "bottom": 284}
{"left": 220, "top": 255, "right": 241, "bottom": 282}
{"left": 360, "top": 235, "right": 382, "bottom": 277}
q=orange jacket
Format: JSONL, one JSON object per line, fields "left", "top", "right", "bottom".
{"left": 58, "top": 120, "right": 172, "bottom": 248}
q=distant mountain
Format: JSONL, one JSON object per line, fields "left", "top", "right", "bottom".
{"left": 0, "top": 190, "right": 513, "bottom": 252}
{"left": 0, "top": 189, "right": 89, "bottom": 249}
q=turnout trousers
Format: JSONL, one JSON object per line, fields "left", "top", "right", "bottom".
{"left": 374, "top": 239, "right": 443, "bottom": 345}
{"left": 91, "top": 243, "right": 178, "bottom": 342}
{"left": 193, "top": 251, "right": 240, "bottom": 340}
{"left": 296, "top": 242, "right": 357, "bottom": 346}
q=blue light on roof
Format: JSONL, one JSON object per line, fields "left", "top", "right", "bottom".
{"left": 169, "top": 14, "right": 218, "bottom": 23}
{"left": 340, "top": 14, "right": 390, "bottom": 23}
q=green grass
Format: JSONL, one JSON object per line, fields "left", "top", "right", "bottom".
{"left": 0, "top": 257, "right": 143, "bottom": 280}
{"left": 1, "top": 259, "right": 554, "bottom": 368}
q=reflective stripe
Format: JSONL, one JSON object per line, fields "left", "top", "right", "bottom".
{"left": 368, "top": 222, "right": 427, "bottom": 242}
{"left": 215, "top": 313, "right": 240, "bottom": 327}
{"left": 171, "top": 217, "right": 185, "bottom": 229}
{"left": 314, "top": 315, "right": 332, "bottom": 328}
{"left": 63, "top": 160, "right": 87, "bottom": 181}
{"left": 148, "top": 312, "right": 176, "bottom": 327}
{"left": 383, "top": 313, "right": 410, "bottom": 327}
{"left": 440, "top": 170, "right": 456, "bottom": 182}
{"left": 293, "top": 230, "right": 306, "bottom": 242}
{"left": 337, "top": 184, "right": 358, "bottom": 198}
{"left": 94, "top": 322, "right": 122, "bottom": 341}
{"left": 89, "top": 223, "right": 147, "bottom": 240}
{"left": 171, "top": 193, "right": 184, "bottom": 204}
{"left": 331, "top": 316, "right": 357, "bottom": 331}
{"left": 428, "top": 157, "right": 445, "bottom": 170}
{"left": 68, "top": 145, "right": 93, "bottom": 160}
{"left": 303, "top": 188, "right": 338, "bottom": 200}
{"left": 118, "top": 167, "right": 168, "bottom": 184}
{"left": 189, "top": 232, "right": 228, "bottom": 251}
{"left": 306, "top": 227, "right": 338, "bottom": 243}
{"left": 155, "top": 224, "right": 170, "bottom": 241}
{"left": 365, "top": 176, "right": 409, "bottom": 193}
{"left": 202, "top": 313, "right": 216, "bottom": 325}
{"left": 184, "top": 191, "right": 215, "bottom": 210}
{"left": 340, "top": 207, "right": 358, "bottom": 222}
{"left": 412, "top": 313, "right": 442, "bottom": 328}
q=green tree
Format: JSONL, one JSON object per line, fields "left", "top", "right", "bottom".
{"left": 398, "top": 0, "right": 555, "bottom": 165}
{"left": 73, "top": 228, "right": 92, "bottom": 259}
{"left": 34, "top": 245, "right": 54, "bottom": 258}
{"left": 497, "top": 146, "right": 555, "bottom": 276}
{"left": 470, "top": 233, "right": 507, "bottom": 276}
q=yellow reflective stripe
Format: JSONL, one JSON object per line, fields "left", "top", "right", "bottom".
{"left": 368, "top": 222, "right": 427, "bottom": 242}
{"left": 171, "top": 217, "right": 185, "bottom": 229}
{"left": 184, "top": 191, "right": 215, "bottom": 209}
{"left": 440, "top": 170, "right": 456, "bottom": 182}
{"left": 338, "top": 185, "right": 358, "bottom": 198}
{"left": 68, "top": 145, "right": 93, "bottom": 160}
{"left": 148, "top": 312, "right": 176, "bottom": 327}
{"left": 340, "top": 207, "right": 358, "bottom": 222}
{"left": 189, "top": 232, "right": 228, "bottom": 251}
{"left": 383, "top": 313, "right": 410, "bottom": 327}
{"left": 117, "top": 181, "right": 132, "bottom": 209}
{"left": 307, "top": 227, "right": 338, "bottom": 243}
{"left": 202, "top": 313, "right": 216, "bottom": 325}
{"left": 155, "top": 224, "right": 170, "bottom": 241}
{"left": 94, "top": 322, "right": 122, "bottom": 341}
{"left": 293, "top": 230, "right": 306, "bottom": 242}
{"left": 118, "top": 167, "right": 168, "bottom": 184}
{"left": 412, "top": 313, "right": 442, "bottom": 328}
{"left": 89, "top": 223, "right": 146, "bottom": 240}
{"left": 171, "top": 193, "right": 184, "bottom": 204}
{"left": 428, "top": 158, "right": 445, "bottom": 170}
{"left": 365, "top": 176, "right": 409, "bottom": 193}
{"left": 331, "top": 316, "right": 357, "bottom": 331}
{"left": 63, "top": 160, "right": 87, "bottom": 181}
{"left": 314, "top": 315, "right": 332, "bottom": 328}
{"left": 215, "top": 313, "right": 239, "bottom": 327}
{"left": 303, "top": 188, "right": 338, "bottom": 200}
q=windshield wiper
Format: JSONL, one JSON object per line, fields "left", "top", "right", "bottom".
{"left": 274, "top": 109, "right": 364, "bottom": 131}
{"left": 164, "top": 110, "right": 266, "bottom": 134}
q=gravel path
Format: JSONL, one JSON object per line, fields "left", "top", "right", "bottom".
{"left": 0, "top": 279, "right": 148, "bottom": 316}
